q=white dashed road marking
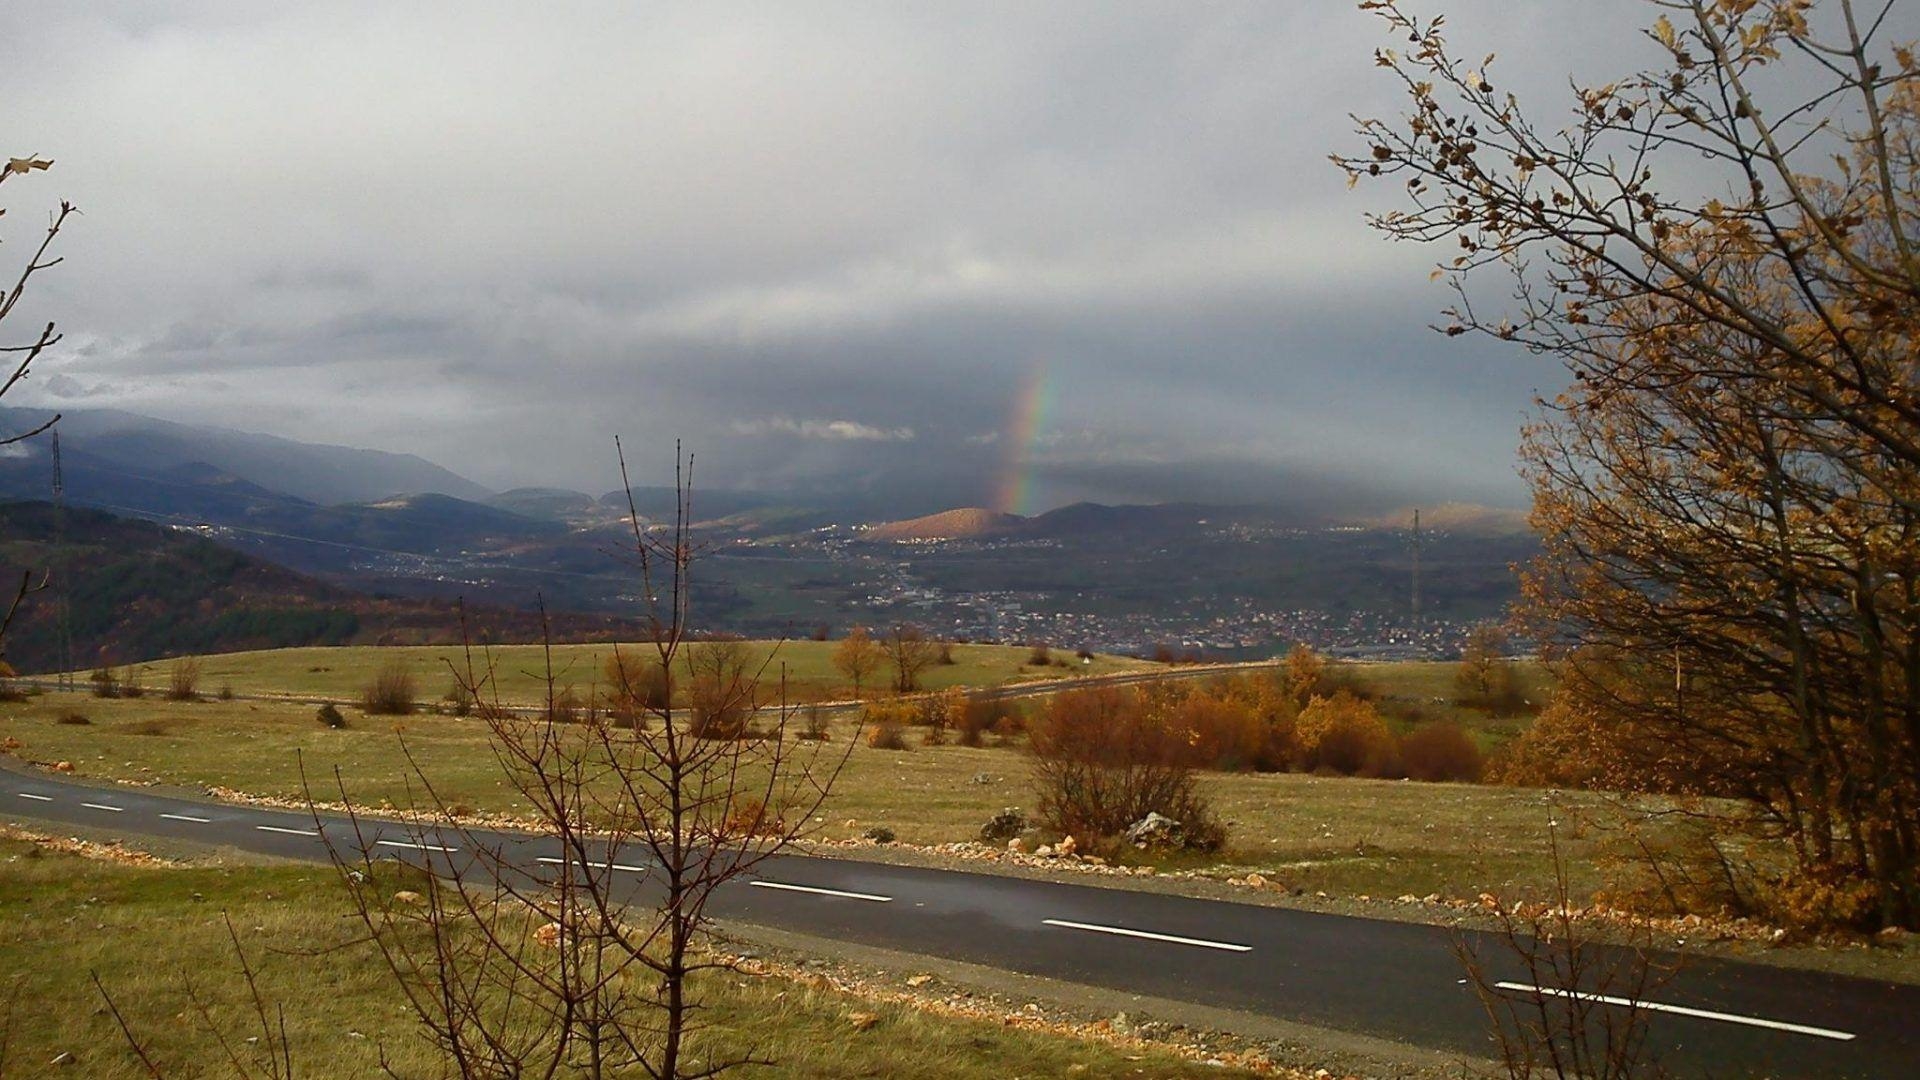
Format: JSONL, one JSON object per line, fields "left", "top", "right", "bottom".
{"left": 160, "top": 813, "right": 212, "bottom": 823}
{"left": 1492, "top": 982, "right": 1856, "bottom": 1041}
{"left": 1042, "top": 918, "right": 1252, "bottom": 953}
{"left": 15, "top": 793, "right": 51, "bottom": 802}
{"left": 81, "top": 802, "right": 123, "bottom": 813}
{"left": 536, "top": 856, "right": 649, "bottom": 873}
{"left": 750, "top": 881, "right": 891, "bottom": 902}
{"left": 255, "top": 825, "right": 318, "bottom": 837}
{"left": 375, "top": 839, "right": 458, "bottom": 853}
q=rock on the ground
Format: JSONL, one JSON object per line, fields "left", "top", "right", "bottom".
{"left": 1124, "top": 812, "right": 1184, "bottom": 849}
{"left": 979, "top": 807, "right": 1027, "bottom": 842}
{"left": 861, "top": 825, "right": 896, "bottom": 844}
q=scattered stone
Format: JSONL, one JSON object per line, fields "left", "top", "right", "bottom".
{"left": 861, "top": 825, "right": 896, "bottom": 844}
{"left": 392, "top": 890, "right": 423, "bottom": 906}
{"left": 53, "top": 761, "right": 73, "bottom": 773}
{"left": 1111, "top": 1012, "right": 1137, "bottom": 1037}
{"left": 1123, "top": 812, "right": 1183, "bottom": 849}
{"left": 1035, "top": 844, "right": 1054, "bottom": 858}
{"left": 847, "top": 1011, "right": 879, "bottom": 1031}
{"left": 1007, "top": 838, "right": 1024, "bottom": 853}
{"left": 969, "top": 772, "right": 996, "bottom": 785}
{"left": 905, "top": 974, "right": 933, "bottom": 988}
{"left": 1056, "top": 835, "right": 1077, "bottom": 857}
{"left": 534, "top": 922, "right": 561, "bottom": 948}
{"left": 980, "top": 807, "right": 1027, "bottom": 842}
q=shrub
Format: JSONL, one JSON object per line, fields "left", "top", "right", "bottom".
{"left": 1075, "top": 648, "right": 1095, "bottom": 662}
{"left": 864, "top": 721, "right": 909, "bottom": 750}
{"left": 1170, "top": 692, "right": 1267, "bottom": 772}
{"left": 549, "top": 687, "right": 585, "bottom": 725}
{"left": 936, "top": 639, "right": 956, "bottom": 665}
{"left": 442, "top": 680, "right": 474, "bottom": 717}
{"left": 1028, "top": 687, "right": 1223, "bottom": 850}
{"left": 122, "top": 678, "right": 146, "bottom": 699}
{"left": 1297, "top": 692, "right": 1398, "bottom": 776}
{"left": 81, "top": 668, "right": 114, "bottom": 698}
{"left": 57, "top": 711, "right": 90, "bottom": 726}
{"left": 799, "top": 703, "right": 831, "bottom": 741}
{"left": 217, "top": 683, "right": 236, "bottom": 701}
{"left": 956, "top": 693, "right": 1002, "bottom": 747}
{"left": 165, "top": 658, "right": 202, "bottom": 702}
{"left": 359, "top": 660, "right": 417, "bottom": 716}
{"left": 723, "top": 796, "right": 785, "bottom": 837}
{"left": 1400, "top": 721, "right": 1485, "bottom": 783}
{"left": 686, "top": 641, "right": 753, "bottom": 740}
{"left": 603, "top": 650, "right": 670, "bottom": 722}
{"left": 1026, "top": 642, "right": 1051, "bottom": 666}
{"left": 317, "top": 703, "right": 348, "bottom": 729}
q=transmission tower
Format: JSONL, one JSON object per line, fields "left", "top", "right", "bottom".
{"left": 1410, "top": 507, "right": 1423, "bottom": 628}
{"left": 51, "top": 430, "right": 74, "bottom": 690}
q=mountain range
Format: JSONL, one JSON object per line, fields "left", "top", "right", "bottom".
{"left": 0, "top": 407, "right": 1537, "bottom": 654}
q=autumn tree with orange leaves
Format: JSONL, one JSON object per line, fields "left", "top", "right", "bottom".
{"left": 1338, "top": 0, "right": 1920, "bottom": 929}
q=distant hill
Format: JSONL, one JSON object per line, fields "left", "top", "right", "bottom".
{"left": 867, "top": 507, "right": 1027, "bottom": 540}
{"left": 866, "top": 502, "right": 1263, "bottom": 542}
{"left": 1024, "top": 501, "right": 1227, "bottom": 538}
{"left": 486, "top": 487, "right": 606, "bottom": 524}
{"left": 0, "top": 406, "right": 490, "bottom": 504}
{"left": 0, "top": 502, "right": 639, "bottom": 674}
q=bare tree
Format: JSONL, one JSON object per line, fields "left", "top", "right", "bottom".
{"left": 881, "top": 623, "right": 938, "bottom": 693}
{"left": 1457, "top": 824, "right": 1673, "bottom": 1079}
{"left": 0, "top": 154, "right": 74, "bottom": 671}
{"left": 314, "top": 443, "right": 853, "bottom": 1079}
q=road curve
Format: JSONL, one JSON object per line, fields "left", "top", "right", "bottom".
{"left": 3, "top": 762, "right": 1913, "bottom": 1079}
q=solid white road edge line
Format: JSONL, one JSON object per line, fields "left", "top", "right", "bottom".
{"left": 1042, "top": 918, "right": 1252, "bottom": 953}
{"left": 750, "top": 881, "right": 891, "bottom": 903}
{"left": 1491, "top": 982, "right": 1856, "bottom": 1042}
{"left": 159, "top": 813, "right": 212, "bottom": 823}
{"left": 535, "top": 856, "right": 649, "bottom": 873}
{"left": 81, "top": 802, "right": 123, "bottom": 813}
{"left": 15, "top": 793, "right": 51, "bottom": 801}
{"left": 255, "top": 825, "right": 318, "bottom": 837}
{"left": 375, "top": 839, "right": 458, "bottom": 853}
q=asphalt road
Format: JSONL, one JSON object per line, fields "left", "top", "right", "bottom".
{"left": 4, "top": 763, "right": 1914, "bottom": 1078}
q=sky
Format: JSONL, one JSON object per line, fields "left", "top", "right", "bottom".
{"left": 0, "top": 2, "right": 1658, "bottom": 515}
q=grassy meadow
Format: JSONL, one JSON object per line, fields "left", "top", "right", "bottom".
{"left": 0, "top": 684, "right": 1634, "bottom": 905}
{"left": 0, "top": 836, "right": 1262, "bottom": 1079}
{"left": 96, "top": 640, "right": 1159, "bottom": 707}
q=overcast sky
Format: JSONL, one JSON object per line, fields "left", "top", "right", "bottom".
{"left": 0, "top": 2, "right": 1658, "bottom": 514}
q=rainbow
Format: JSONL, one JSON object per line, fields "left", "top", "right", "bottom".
{"left": 994, "top": 361, "right": 1054, "bottom": 516}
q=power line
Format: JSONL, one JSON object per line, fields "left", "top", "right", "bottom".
{"left": 50, "top": 430, "right": 74, "bottom": 690}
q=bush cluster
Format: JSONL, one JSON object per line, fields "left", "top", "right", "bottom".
{"left": 359, "top": 660, "right": 417, "bottom": 716}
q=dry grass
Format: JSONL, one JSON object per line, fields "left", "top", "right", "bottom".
{"left": 3, "top": 690, "right": 1635, "bottom": 902}
{"left": 89, "top": 641, "right": 1162, "bottom": 707}
{"left": 0, "top": 837, "right": 1259, "bottom": 1078}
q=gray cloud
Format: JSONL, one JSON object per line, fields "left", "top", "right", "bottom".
{"left": 0, "top": 1, "right": 1697, "bottom": 512}
{"left": 730, "top": 417, "right": 915, "bottom": 442}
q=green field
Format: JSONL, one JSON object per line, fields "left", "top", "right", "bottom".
{"left": 1, "top": 689, "right": 1630, "bottom": 904}
{"left": 100, "top": 640, "right": 1160, "bottom": 707}
{"left": 0, "top": 835, "right": 1260, "bottom": 1079}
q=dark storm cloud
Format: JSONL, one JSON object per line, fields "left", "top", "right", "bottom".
{"left": 0, "top": 1, "right": 1661, "bottom": 512}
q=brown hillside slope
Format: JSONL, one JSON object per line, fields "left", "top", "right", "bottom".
{"left": 866, "top": 507, "right": 1026, "bottom": 541}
